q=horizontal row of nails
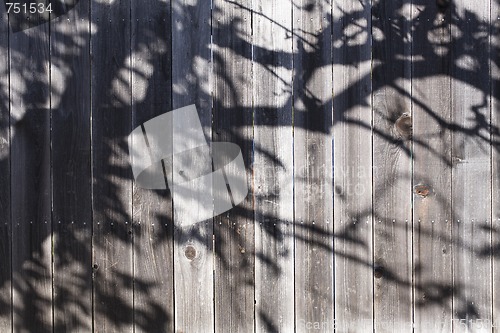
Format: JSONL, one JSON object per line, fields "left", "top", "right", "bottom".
{"left": 3, "top": 218, "right": 500, "bottom": 226}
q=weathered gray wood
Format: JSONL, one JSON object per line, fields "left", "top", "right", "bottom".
{"left": 2, "top": 1, "right": 500, "bottom": 331}
{"left": 171, "top": 0, "right": 214, "bottom": 331}
{"left": 491, "top": 0, "right": 500, "bottom": 327}
{"left": 411, "top": 3, "right": 452, "bottom": 332}
{"left": 212, "top": 0, "right": 254, "bottom": 332}
{"left": 450, "top": 1, "right": 492, "bottom": 331}
{"left": 10, "top": 19, "right": 52, "bottom": 333}
{"left": 50, "top": 1, "right": 92, "bottom": 331}
{"left": 332, "top": 0, "right": 373, "bottom": 330}
{"left": 131, "top": 0, "right": 174, "bottom": 332}
{"left": 293, "top": 1, "right": 334, "bottom": 331}
{"left": 252, "top": 0, "right": 294, "bottom": 331}
{"left": 91, "top": 0, "right": 134, "bottom": 332}
{"left": 371, "top": 1, "right": 413, "bottom": 331}
{"left": 0, "top": 4, "right": 10, "bottom": 331}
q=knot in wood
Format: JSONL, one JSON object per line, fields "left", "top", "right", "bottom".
{"left": 374, "top": 265, "right": 384, "bottom": 279}
{"left": 394, "top": 113, "right": 412, "bottom": 140}
{"left": 185, "top": 245, "right": 197, "bottom": 260}
{"left": 414, "top": 185, "right": 431, "bottom": 198}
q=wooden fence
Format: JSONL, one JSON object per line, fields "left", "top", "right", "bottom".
{"left": 0, "top": 0, "right": 499, "bottom": 332}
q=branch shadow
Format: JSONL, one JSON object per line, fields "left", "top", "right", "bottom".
{"left": 0, "top": 0, "right": 498, "bottom": 331}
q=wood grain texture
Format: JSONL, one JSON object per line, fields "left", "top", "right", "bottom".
{"left": 0, "top": 1, "right": 499, "bottom": 331}
{"left": 171, "top": 0, "right": 214, "bottom": 331}
{"left": 411, "top": 3, "right": 452, "bottom": 332}
{"left": 50, "top": 1, "right": 92, "bottom": 331}
{"left": 252, "top": 0, "right": 294, "bottom": 331}
{"left": 91, "top": 0, "right": 134, "bottom": 332}
{"left": 332, "top": 0, "right": 373, "bottom": 330}
{"left": 491, "top": 0, "right": 500, "bottom": 328}
{"left": 212, "top": 0, "right": 254, "bottom": 332}
{"left": 0, "top": 3, "right": 10, "bottom": 331}
{"left": 292, "top": 1, "right": 334, "bottom": 331}
{"left": 10, "top": 16, "right": 52, "bottom": 333}
{"left": 450, "top": 1, "right": 492, "bottom": 331}
{"left": 131, "top": 0, "right": 174, "bottom": 332}
{"left": 371, "top": 1, "right": 413, "bottom": 331}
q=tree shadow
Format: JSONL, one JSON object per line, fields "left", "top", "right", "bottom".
{"left": 0, "top": 0, "right": 498, "bottom": 331}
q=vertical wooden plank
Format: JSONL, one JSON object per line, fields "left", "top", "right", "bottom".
{"left": 212, "top": 0, "right": 254, "bottom": 332}
{"left": 10, "top": 12, "right": 52, "bottom": 333}
{"left": 131, "top": 0, "right": 174, "bottom": 332}
{"left": 50, "top": 1, "right": 92, "bottom": 331}
{"left": 293, "top": 0, "right": 334, "bottom": 331}
{"left": 411, "top": 2, "right": 453, "bottom": 332}
{"left": 450, "top": 1, "right": 492, "bottom": 331}
{"left": 0, "top": 3, "right": 10, "bottom": 331}
{"left": 491, "top": 0, "right": 500, "bottom": 328}
{"left": 91, "top": 0, "right": 133, "bottom": 332}
{"left": 371, "top": 0, "right": 413, "bottom": 331}
{"left": 252, "top": 0, "right": 294, "bottom": 331}
{"left": 332, "top": 0, "right": 373, "bottom": 330}
{"left": 171, "top": 0, "right": 214, "bottom": 331}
